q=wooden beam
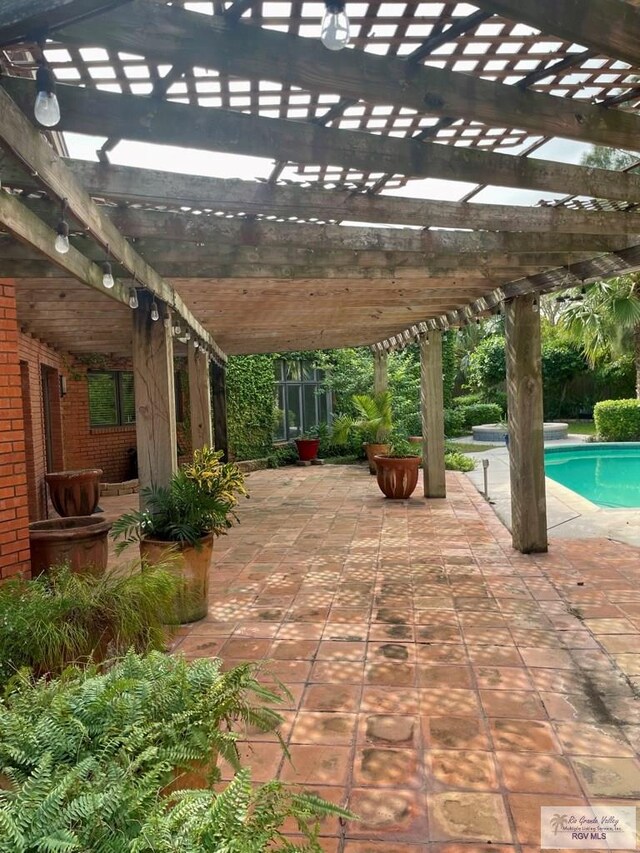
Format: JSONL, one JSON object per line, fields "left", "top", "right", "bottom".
{"left": 59, "top": 0, "right": 640, "bottom": 151}
{"left": 132, "top": 291, "right": 178, "bottom": 499}
{"left": 504, "top": 293, "right": 548, "bottom": 554}
{"left": 4, "top": 155, "right": 639, "bottom": 235}
{"left": 21, "top": 202, "right": 636, "bottom": 255}
{"left": 0, "top": 189, "right": 130, "bottom": 306}
{"left": 0, "top": 0, "right": 130, "bottom": 46}
{"left": 475, "top": 0, "right": 640, "bottom": 69}
{"left": 421, "top": 331, "right": 446, "bottom": 499}
{"left": 373, "top": 350, "right": 388, "bottom": 396}
{"left": 4, "top": 77, "right": 640, "bottom": 203}
{"left": 0, "top": 85, "right": 224, "bottom": 362}
{"left": 188, "top": 346, "right": 213, "bottom": 451}
{"left": 211, "top": 360, "right": 228, "bottom": 462}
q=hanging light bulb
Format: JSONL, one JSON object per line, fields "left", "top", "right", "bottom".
{"left": 184, "top": 330, "right": 191, "bottom": 341}
{"left": 150, "top": 300, "right": 160, "bottom": 321}
{"left": 193, "top": 339, "right": 199, "bottom": 349}
{"left": 321, "top": 0, "right": 350, "bottom": 50}
{"left": 34, "top": 61, "right": 61, "bottom": 128}
{"left": 101, "top": 261, "right": 114, "bottom": 289}
{"left": 173, "top": 323, "right": 182, "bottom": 337}
{"left": 54, "top": 200, "right": 69, "bottom": 254}
{"left": 128, "top": 288, "right": 139, "bottom": 309}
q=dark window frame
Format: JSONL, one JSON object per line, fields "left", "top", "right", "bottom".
{"left": 274, "top": 358, "right": 332, "bottom": 441}
{"left": 87, "top": 370, "right": 136, "bottom": 428}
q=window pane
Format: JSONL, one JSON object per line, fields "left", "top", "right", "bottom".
{"left": 88, "top": 372, "right": 118, "bottom": 426}
{"left": 286, "top": 384, "right": 302, "bottom": 437}
{"left": 286, "top": 360, "right": 301, "bottom": 381}
{"left": 119, "top": 372, "right": 136, "bottom": 425}
{"left": 318, "top": 392, "right": 328, "bottom": 424}
{"left": 275, "top": 359, "right": 285, "bottom": 382}
{"left": 303, "top": 384, "right": 317, "bottom": 431}
{"left": 302, "top": 361, "right": 315, "bottom": 381}
{"left": 274, "top": 386, "right": 286, "bottom": 441}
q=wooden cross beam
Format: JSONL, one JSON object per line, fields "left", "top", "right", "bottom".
{"left": 0, "top": 85, "right": 225, "bottom": 363}
{"left": 58, "top": 1, "right": 640, "bottom": 152}
{"left": 0, "top": 0, "right": 131, "bottom": 46}
{"left": 474, "top": 0, "right": 640, "bottom": 69}
{"left": 3, "top": 155, "right": 639, "bottom": 236}
{"left": 4, "top": 77, "right": 640, "bottom": 204}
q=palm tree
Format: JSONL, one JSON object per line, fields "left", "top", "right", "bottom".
{"left": 558, "top": 276, "right": 640, "bottom": 398}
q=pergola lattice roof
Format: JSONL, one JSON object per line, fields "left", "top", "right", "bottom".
{"left": 2, "top": 0, "right": 640, "bottom": 356}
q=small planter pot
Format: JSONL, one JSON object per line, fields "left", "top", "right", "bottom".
{"left": 140, "top": 533, "right": 213, "bottom": 624}
{"left": 29, "top": 516, "right": 112, "bottom": 576}
{"left": 45, "top": 469, "right": 103, "bottom": 517}
{"left": 294, "top": 438, "right": 320, "bottom": 462}
{"left": 374, "top": 455, "right": 421, "bottom": 499}
{"left": 364, "top": 442, "right": 390, "bottom": 475}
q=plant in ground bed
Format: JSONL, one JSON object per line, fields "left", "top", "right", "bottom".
{"left": 445, "top": 450, "right": 476, "bottom": 472}
{"left": 0, "top": 652, "right": 351, "bottom": 852}
{"left": 593, "top": 398, "right": 640, "bottom": 440}
{"left": 112, "top": 446, "right": 248, "bottom": 552}
{"left": 0, "top": 562, "right": 183, "bottom": 685}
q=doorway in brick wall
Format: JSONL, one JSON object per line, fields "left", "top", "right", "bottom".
{"left": 40, "top": 366, "right": 64, "bottom": 514}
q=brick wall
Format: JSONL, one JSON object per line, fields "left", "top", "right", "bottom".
{"left": 62, "top": 360, "right": 137, "bottom": 483}
{"left": 0, "top": 280, "right": 30, "bottom": 579}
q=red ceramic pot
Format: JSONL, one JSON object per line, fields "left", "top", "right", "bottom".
{"left": 294, "top": 438, "right": 320, "bottom": 462}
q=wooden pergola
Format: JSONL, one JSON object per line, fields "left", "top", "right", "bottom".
{"left": 3, "top": 0, "right": 640, "bottom": 553}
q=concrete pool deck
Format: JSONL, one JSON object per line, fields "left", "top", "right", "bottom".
{"left": 462, "top": 435, "right": 640, "bottom": 548}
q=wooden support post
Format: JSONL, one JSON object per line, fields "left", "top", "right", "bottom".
{"left": 504, "top": 293, "right": 548, "bottom": 553}
{"left": 420, "top": 331, "right": 446, "bottom": 498}
{"left": 373, "top": 350, "right": 388, "bottom": 395}
{"left": 211, "top": 360, "right": 229, "bottom": 462}
{"left": 188, "top": 346, "right": 213, "bottom": 451}
{"left": 132, "top": 293, "right": 177, "bottom": 503}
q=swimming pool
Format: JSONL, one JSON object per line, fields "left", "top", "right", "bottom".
{"left": 544, "top": 443, "right": 640, "bottom": 508}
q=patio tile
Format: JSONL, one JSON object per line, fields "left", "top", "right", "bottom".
{"left": 428, "top": 792, "right": 512, "bottom": 843}
{"left": 354, "top": 747, "right": 422, "bottom": 787}
{"left": 495, "top": 751, "right": 582, "bottom": 794}
{"left": 553, "top": 722, "right": 636, "bottom": 757}
{"left": 347, "top": 787, "right": 428, "bottom": 840}
{"left": 361, "top": 714, "right": 418, "bottom": 746}
{"left": 489, "top": 719, "right": 561, "bottom": 753}
{"left": 302, "top": 684, "right": 361, "bottom": 712}
{"left": 290, "top": 711, "right": 357, "bottom": 745}
{"left": 473, "top": 666, "right": 534, "bottom": 691}
{"left": 518, "top": 647, "right": 574, "bottom": 669}
{"left": 507, "top": 793, "right": 587, "bottom": 844}
{"left": 416, "top": 666, "right": 473, "bottom": 689}
{"left": 428, "top": 749, "right": 499, "bottom": 791}
{"left": 571, "top": 756, "right": 640, "bottom": 798}
{"left": 479, "top": 690, "right": 547, "bottom": 720}
{"left": 424, "top": 717, "right": 490, "bottom": 751}
{"left": 280, "top": 744, "right": 351, "bottom": 786}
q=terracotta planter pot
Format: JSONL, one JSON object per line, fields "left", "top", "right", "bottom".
{"left": 29, "top": 516, "right": 112, "bottom": 576}
{"left": 374, "top": 455, "right": 421, "bottom": 499}
{"left": 45, "top": 469, "right": 103, "bottom": 517}
{"left": 364, "top": 442, "right": 390, "bottom": 474}
{"left": 163, "top": 753, "right": 218, "bottom": 795}
{"left": 294, "top": 438, "right": 320, "bottom": 462}
{"left": 140, "top": 534, "right": 213, "bottom": 623}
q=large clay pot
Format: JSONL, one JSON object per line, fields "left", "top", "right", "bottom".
{"left": 140, "top": 534, "right": 213, "bottom": 624}
{"left": 29, "top": 516, "right": 112, "bottom": 576}
{"left": 294, "top": 438, "right": 320, "bottom": 462}
{"left": 364, "top": 442, "right": 390, "bottom": 474}
{"left": 45, "top": 469, "right": 103, "bottom": 517}
{"left": 374, "top": 455, "right": 420, "bottom": 499}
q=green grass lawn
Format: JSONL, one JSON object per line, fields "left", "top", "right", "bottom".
{"left": 447, "top": 441, "right": 496, "bottom": 453}
{"left": 565, "top": 420, "right": 596, "bottom": 435}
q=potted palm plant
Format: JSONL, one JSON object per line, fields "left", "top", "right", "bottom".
{"left": 374, "top": 434, "right": 421, "bottom": 499}
{"left": 332, "top": 391, "right": 393, "bottom": 474}
{"left": 111, "top": 447, "right": 247, "bottom": 623}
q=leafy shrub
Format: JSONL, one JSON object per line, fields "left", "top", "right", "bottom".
{"left": 482, "top": 389, "right": 508, "bottom": 414}
{"left": 0, "top": 653, "right": 349, "bottom": 851}
{"left": 452, "top": 394, "right": 483, "bottom": 408}
{"left": 397, "top": 411, "right": 422, "bottom": 437}
{"left": 467, "top": 335, "right": 506, "bottom": 391}
{"left": 443, "top": 407, "right": 467, "bottom": 437}
{"left": 0, "top": 564, "right": 182, "bottom": 684}
{"left": 267, "top": 443, "right": 299, "bottom": 468}
{"left": 594, "top": 398, "right": 640, "bottom": 441}
{"left": 444, "top": 450, "right": 476, "bottom": 472}
{"left": 228, "top": 354, "right": 277, "bottom": 461}
{"left": 457, "top": 403, "right": 502, "bottom": 430}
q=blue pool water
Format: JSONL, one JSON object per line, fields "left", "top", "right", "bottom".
{"left": 544, "top": 444, "right": 640, "bottom": 508}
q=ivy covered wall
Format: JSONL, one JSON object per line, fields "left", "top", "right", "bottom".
{"left": 226, "top": 355, "right": 276, "bottom": 461}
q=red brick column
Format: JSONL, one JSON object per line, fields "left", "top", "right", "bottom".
{"left": 0, "top": 280, "right": 30, "bottom": 579}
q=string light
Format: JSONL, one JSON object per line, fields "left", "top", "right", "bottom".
{"left": 321, "top": 0, "right": 350, "bottom": 50}
{"left": 128, "top": 288, "right": 139, "bottom": 309}
{"left": 34, "top": 57, "right": 61, "bottom": 127}
{"left": 150, "top": 300, "right": 160, "bottom": 321}
{"left": 54, "top": 199, "right": 69, "bottom": 254}
{"left": 102, "top": 244, "right": 114, "bottom": 289}
{"left": 173, "top": 323, "right": 182, "bottom": 337}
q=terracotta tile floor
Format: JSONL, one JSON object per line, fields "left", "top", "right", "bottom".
{"left": 102, "top": 465, "right": 640, "bottom": 850}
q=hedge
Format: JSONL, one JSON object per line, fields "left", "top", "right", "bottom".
{"left": 457, "top": 402, "right": 502, "bottom": 430}
{"left": 593, "top": 399, "right": 640, "bottom": 441}
{"left": 444, "top": 408, "right": 466, "bottom": 438}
